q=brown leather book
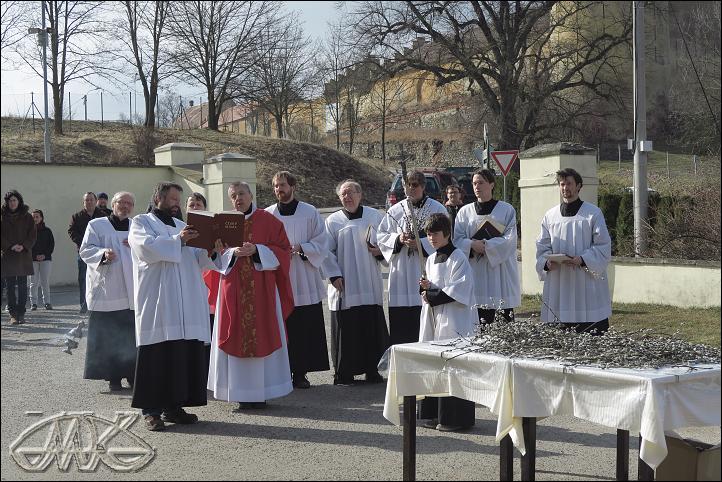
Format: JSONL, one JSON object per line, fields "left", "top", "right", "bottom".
{"left": 186, "top": 210, "right": 245, "bottom": 250}
{"left": 471, "top": 216, "right": 506, "bottom": 240}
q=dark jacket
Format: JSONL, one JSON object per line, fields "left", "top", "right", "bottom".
{"left": 32, "top": 222, "right": 55, "bottom": 261}
{"left": 67, "top": 208, "right": 104, "bottom": 249}
{"left": 1, "top": 205, "right": 37, "bottom": 277}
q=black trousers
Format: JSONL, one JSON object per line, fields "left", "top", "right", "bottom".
{"left": 418, "top": 396, "right": 475, "bottom": 428}
{"left": 77, "top": 255, "right": 87, "bottom": 307}
{"left": 4, "top": 276, "right": 28, "bottom": 318}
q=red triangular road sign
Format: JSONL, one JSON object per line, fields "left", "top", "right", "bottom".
{"left": 490, "top": 150, "right": 519, "bottom": 176}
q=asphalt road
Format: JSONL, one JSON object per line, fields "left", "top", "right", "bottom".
{"left": 2, "top": 287, "right": 719, "bottom": 481}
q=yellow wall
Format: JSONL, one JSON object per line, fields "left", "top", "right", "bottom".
{"left": 1, "top": 163, "right": 172, "bottom": 286}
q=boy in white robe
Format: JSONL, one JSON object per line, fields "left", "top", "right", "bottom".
{"left": 418, "top": 213, "right": 476, "bottom": 432}
{"left": 378, "top": 170, "right": 448, "bottom": 345}
{"left": 453, "top": 169, "right": 520, "bottom": 326}
{"left": 535, "top": 167, "right": 612, "bottom": 334}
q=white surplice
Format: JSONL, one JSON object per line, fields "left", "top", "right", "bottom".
{"left": 207, "top": 205, "right": 293, "bottom": 402}
{"left": 322, "top": 206, "right": 385, "bottom": 311}
{"left": 377, "top": 197, "right": 448, "bottom": 307}
{"left": 80, "top": 217, "right": 134, "bottom": 312}
{"left": 419, "top": 247, "right": 477, "bottom": 342}
{"left": 266, "top": 201, "right": 329, "bottom": 307}
{"left": 453, "top": 201, "right": 520, "bottom": 309}
{"left": 129, "top": 213, "right": 219, "bottom": 347}
{"left": 535, "top": 202, "right": 612, "bottom": 323}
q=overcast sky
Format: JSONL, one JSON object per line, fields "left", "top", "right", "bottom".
{"left": 0, "top": 1, "right": 345, "bottom": 120}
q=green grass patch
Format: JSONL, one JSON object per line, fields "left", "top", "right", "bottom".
{"left": 517, "top": 295, "right": 721, "bottom": 347}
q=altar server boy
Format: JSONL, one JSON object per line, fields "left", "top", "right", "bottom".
{"left": 417, "top": 213, "right": 476, "bottom": 432}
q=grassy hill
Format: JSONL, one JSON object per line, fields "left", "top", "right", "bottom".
{"left": 0, "top": 117, "right": 392, "bottom": 208}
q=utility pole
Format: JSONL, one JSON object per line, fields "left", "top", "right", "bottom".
{"left": 633, "top": 1, "right": 649, "bottom": 257}
{"left": 31, "top": 92, "right": 36, "bottom": 132}
{"left": 100, "top": 91, "right": 104, "bottom": 127}
{"left": 129, "top": 92, "right": 132, "bottom": 125}
{"left": 83, "top": 95, "right": 87, "bottom": 121}
{"left": 68, "top": 91, "right": 71, "bottom": 132}
{"left": 28, "top": 1, "right": 52, "bottom": 162}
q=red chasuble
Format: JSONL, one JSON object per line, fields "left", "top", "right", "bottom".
{"left": 217, "top": 209, "right": 294, "bottom": 358}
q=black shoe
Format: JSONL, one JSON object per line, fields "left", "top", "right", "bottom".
{"left": 365, "top": 372, "right": 385, "bottom": 383}
{"left": 333, "top": 374, "right": 354, "bottom": 386}
{"left": 235, "top": 401, "right": 267, "bottom": 411}
{"left": 161, "top": 408, "right": 198, "bottom": 424}
{"left": 79, "top": 305, "right": 88, "bottom": 314}
{"left": 292, "top": 374, "right": 311, "bottom": 389}
{"left": 109, "top": 380, "right": 122, "bottom": 391}
{"left": 44, "top": 303, "right": 53, "bottom": 310}
{"left": 31, "top": 304, "right": 37, "bottom": 311}
{"left": 144, "top": 415, "right": 165, "bottom": 431}
{"left": 436, "top": 424, "right": 470, "bottom": 432}
{"left": 421, "top": 418, "right": 439, "bottom": 429}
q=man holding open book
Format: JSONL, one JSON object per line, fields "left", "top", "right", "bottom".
{"left": 452, "top": 168, "right": 520, "bottom": 326}
{"left": 535, "top": 168, "right": 612, "bottom": 334}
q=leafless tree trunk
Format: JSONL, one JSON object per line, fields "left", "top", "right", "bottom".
{"left": 235, "top": 20, "right": 315, "bottom": 139}
{"left": 367, "top": 70, "right": 413, "bottom": 163}
{"left": 352, "top": 1, "right": 632, "bottom": 150}
{"left": 167, "top": 1, "right": 278, "bottom": 131}
{"left": 320, "top": 22, "right": 353, "bottom": 150}
{"left": 117, "top": 1, "right": 170, "bottom": 129}
{"left": 18, "top": 1, "right": 119, "bottom": 135}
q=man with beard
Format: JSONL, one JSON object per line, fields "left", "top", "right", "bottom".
{"left": 80, "top": 192, "right": 137, "bottom": 392}
{"left": 536, "top": 168, "right": 612, "bottom": 334}
{"left": 208, "top": 181, "right": 295, "bottom": 410}
{"left": 377, "top": 170, "right": 448, "bottom": 344}
{"left": 265, "top": 171, "right": 330, "bottom": 389}
{"left": 129, "top": 182, "right": 222, "bottom": 431}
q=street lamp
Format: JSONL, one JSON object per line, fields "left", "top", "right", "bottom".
{"left": 28, "top": 3, "right": 54, "bottom": 163}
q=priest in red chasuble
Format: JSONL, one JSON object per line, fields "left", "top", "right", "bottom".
{"left": 207, "top": 181, "right": 295, "bottom": 411}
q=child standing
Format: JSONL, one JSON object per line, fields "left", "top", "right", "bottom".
{"left": 417, "top": 213, "right": 477, "bottom": 432}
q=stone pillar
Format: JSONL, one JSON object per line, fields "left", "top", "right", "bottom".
{"left": 154, "top": 142, "right": 205, "bottom": 166}
{"left": 518, "top": 143, "right": 598, "bottom": 295}
{"left": 204, "top": 153, "right": 257, "bottom": 211}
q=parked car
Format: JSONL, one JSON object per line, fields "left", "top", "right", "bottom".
{"left": 386, "top": 168, "right": 472, "bottom": 209}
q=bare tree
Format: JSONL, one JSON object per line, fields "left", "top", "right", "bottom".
{"left": 342, "top": 61, "right": 375, "bottom": 155}
{"left": 1, "top": 1, "right": 25, "bottom": 61}
{"left": 366, "top": 65, "right": 414, "bottom": 163}
{"left": 156, "top": 88, "right": 179, "bottom": 128}
{"left": 236, "top": 20, "right": 316, "bottom": 139}
{"left": 18, "top": 1, "right": 119, "bottom": 135}
{"left": 352, "top": 1, "right": 632, "bottom": 150}
{"left": 116, "top": 1, "right": 171, "bottom": 129}
{"left": 320, "top": 21, "right": 353, "bottom": 150}
{"left": 167, "top": 1, "right": 278, "bottom": 131}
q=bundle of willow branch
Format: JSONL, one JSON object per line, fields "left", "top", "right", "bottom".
{"left": 461, "top": 317, "right": 721, "bottom": 369}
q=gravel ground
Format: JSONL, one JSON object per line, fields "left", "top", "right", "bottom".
{"left": 2, "top": 287, "right": 719, "bottom": 480}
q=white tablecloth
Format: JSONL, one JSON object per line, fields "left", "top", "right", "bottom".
{"left": 382, "top": 340, "right": 721, "bottom": 469}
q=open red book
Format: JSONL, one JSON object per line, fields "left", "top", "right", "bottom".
{"left": 186, "top": 210, "right": 245, "bottom": 251}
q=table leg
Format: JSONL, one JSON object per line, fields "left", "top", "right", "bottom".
{"left": 637, "top": 435, "right": 655, "bottom": 481}
{"left": 616, "top": 429, "right": 629, "bottom": 480}
{"left": 500, "top": 434, "right": 513, "bottom": 481}
{"left": 521, "top": 417, "right": 536, "bottom": 481}
{"left": 403, "top": 396, "right": 416, "bottom": 481}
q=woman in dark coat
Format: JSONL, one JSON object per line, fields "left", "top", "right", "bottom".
{"left": 1, "top": 190, "right": 37, "bottom": 325}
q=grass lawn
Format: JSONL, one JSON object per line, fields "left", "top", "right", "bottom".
{"left": 517, "top": 295, "right": 721, "bottom": 347}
